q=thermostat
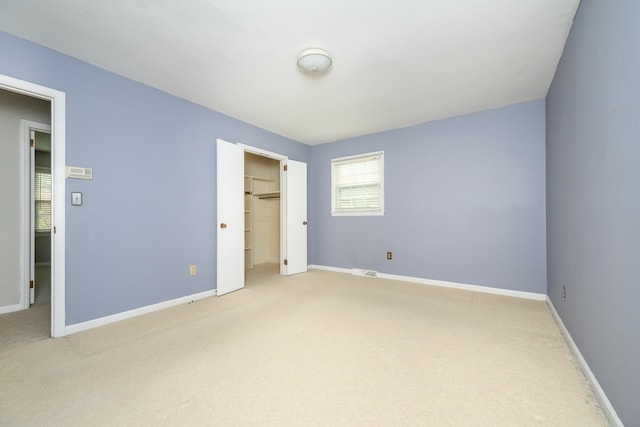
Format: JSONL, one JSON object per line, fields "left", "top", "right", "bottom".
{"left": 66, "top": 166, "right": 93, "bottom": 180}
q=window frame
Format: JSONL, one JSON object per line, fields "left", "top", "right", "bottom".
{"left": 331, "top": 151, "right": 384, "bottom": 217}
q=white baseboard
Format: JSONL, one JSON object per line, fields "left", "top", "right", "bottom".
{"left": 64, "top": 289, "right": 217, "bottom": 336}
{"left": 308, "top": 264, "right": 351, "bottom": 274}
{"left": 546, "top": 298, "right": 623, "bottom": 427}
{"left": 308, "top": 265, "right": 546, "bottom": 301}
{"left": 0, "top": 302, "right": 25, "bottom": 315}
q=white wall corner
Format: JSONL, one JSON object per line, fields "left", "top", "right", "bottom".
{"left": 545, "top": 297, "right": 623, "bottom": 427}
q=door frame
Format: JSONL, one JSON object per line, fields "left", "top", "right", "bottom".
{"left": 236, "top": 143, "right": 288, "bottom": 274}
{"left": 22, "top": 121, "right": 51, "bottom": 306}
{"left": 1, "top": 73, "right": 66, "bottom": 338}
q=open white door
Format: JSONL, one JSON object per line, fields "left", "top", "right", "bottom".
{"left": 282, "top": 159, "right": 307, "bottom": 275}
{"left": 23, "top": 122, "right": 51, "bottom": 308}
{"left": 216, "top": 139, "right": 245, "bottom": 295}
{"left": 29, "top": 129, "right": 36, "bottom": 305}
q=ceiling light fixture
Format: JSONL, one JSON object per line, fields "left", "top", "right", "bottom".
{"left": 297, "top": 48, "right": 332, "bottom": 74}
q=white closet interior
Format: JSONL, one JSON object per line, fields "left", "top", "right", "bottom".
{"left": 244, "top": 152, "right": 280, "bottom": 270}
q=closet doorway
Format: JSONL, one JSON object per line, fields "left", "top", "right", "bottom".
{"left": 244, "top": 152, "right": 280, "bottom": 271}
{"left": 216, "top": 140, "right": 307, "bottom": 296}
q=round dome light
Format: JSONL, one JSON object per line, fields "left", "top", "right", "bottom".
{"left": 297, "top": 48, "right": 332, "bottom": 74}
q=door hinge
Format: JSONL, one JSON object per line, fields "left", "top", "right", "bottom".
{"left": 54, "top": 226, "right": 57, "bottom": 234}
{"left": 284, "top": 165, "right": 288, "bottom": 172}
{"left": 30, "top": 139, "right": 35, "bottom": 148}
{"left": 284, "top": 259, "right": 288, "bottom": 266}
{"left": 30, "top": 280, "right": 34, "bottom": 289}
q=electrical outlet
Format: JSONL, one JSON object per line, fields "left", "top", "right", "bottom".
{"left": 189, "top": 265, "right": 197, "bottom": 276}
{"left": 562, "top": 285, "right": 566, "bottom": 301}
{"left": 386, "top": 252, "right": 392, "bottom": 260}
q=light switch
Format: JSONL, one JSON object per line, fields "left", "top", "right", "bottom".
{"left": 71, "top": 192, "right": 83, "bottom": 206}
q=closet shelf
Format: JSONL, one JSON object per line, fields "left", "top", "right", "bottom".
{"left": 245, "top": 175, "right": 274, "bottom": 182}
{"left": 255, "top": 191, "right": 280, "bottom": 199}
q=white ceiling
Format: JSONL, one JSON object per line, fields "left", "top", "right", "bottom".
{"left": 0, "top": 0, "right": 580, "bottom": 145}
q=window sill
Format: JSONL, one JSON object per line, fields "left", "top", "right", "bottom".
{"left": 331, "top": 211, "right": 384, "bottom": 217}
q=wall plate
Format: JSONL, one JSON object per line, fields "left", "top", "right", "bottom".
{"left": 71, "top": 192, "right": 83, "bottom": 206}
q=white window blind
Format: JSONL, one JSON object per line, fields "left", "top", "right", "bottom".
{"left": 331, "top": 151, "right": 384, "bottom": 216}
{"left": 34, "top": 169, "right": 52, "bottom": 232}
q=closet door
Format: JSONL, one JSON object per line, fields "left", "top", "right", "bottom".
{"left": 283, "top": 159, "right": 307, "bottom": 275}
{"left": 216, "top": 139, "right": 244, "bottom": 295}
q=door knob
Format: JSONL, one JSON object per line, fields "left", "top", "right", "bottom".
{"left": 303, "top": 221, "right": 308, "bottom": 225}
{"left": 220, "top": 223, "right": 227, "bottom": 229}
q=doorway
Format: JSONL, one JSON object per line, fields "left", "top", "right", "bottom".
{"left": 216, "top": 140, "right": 308, "bottom": 296}
{"left": 244, "top": 152, "right": 281, "bottom": 274}
{"left": 0, "top": 73, "right": 66, "bottom": 337}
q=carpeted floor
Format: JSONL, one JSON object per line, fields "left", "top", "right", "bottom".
{"left": 0, "top": 264, "right": 609, "bottom": 426}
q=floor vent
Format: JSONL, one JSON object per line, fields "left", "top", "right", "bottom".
{"left": 352, "top": 268, "right": 378, "bottom": 278}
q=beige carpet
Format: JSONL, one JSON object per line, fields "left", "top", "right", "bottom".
{"left": 0, "top": 264, "right": 608, "bottom": 426}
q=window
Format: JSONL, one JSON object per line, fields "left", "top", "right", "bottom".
{"left": 34, "top": 168, "right": 52, "bottom": 232}
{"left": 331, "top": 151, "right": 384, "bottom": 216}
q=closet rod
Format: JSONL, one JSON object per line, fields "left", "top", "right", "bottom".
{"left": 258, "top": 195, "right": 280, "bottom": 200}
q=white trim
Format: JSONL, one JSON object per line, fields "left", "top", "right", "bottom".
{"left": 308, "top": 265, "right": 546, "bottom": 301}
{"left": 280, "top": 159, "right": 286, "bottom": 275}
{"left": 1, "top": 74, "right": 66, "bottom": 338}
{"left": 237, "top": 143, "right": 288, "bottom": 161}
{"left": 331, "top": 150, "right": 383, "bottom": 163}
{"left": 235, "top": 142, "right": 290, "bottom": 276}
{"left": 331, "top": 210, "right": 385, "bottom": 217}
{"left": 20, "top": 122, "right": 31, "bottom": 310}
{"left": 546, "top": 298, "right": 623, "bottom": 427}
{"left": 51, "top": 86, "right": 66, "bottom": 338}
{"left": 0, "top": 303, "right": 25, "bottom": 315}
{"left": 21, "top": 120, "right": 51, "bottom": 311}
{"left": 308, "top": 264, "right": 352, "bottom": 274}
{"left": 378, "top": 272, "right": 547, "bottom": 300}
{"left": 64, "top": 290, "right": 217, "bottom": 336}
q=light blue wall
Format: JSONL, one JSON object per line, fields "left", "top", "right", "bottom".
{"left": 0, "top": 31, "right": 309, "bottom": 324}
{"left": 309, "top": 100, "right": 547, "bottom": 293}
{"left": 546, "top": 1, "right": 640, "bottom": 425}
